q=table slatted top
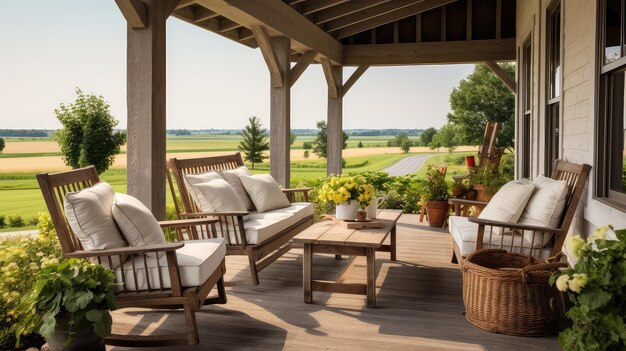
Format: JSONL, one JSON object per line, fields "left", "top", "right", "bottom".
{"left": 293, "top": 209, "right": 402, "bottom": 248}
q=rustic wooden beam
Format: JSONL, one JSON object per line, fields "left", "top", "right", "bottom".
{"left": 327, "top": 65, "right": 343, "bottom": 176}
{"left": 301, "top": 0, "right": 350, "bottom": 16}
{"left": 289, "top": 50, "right": 318, "bottom": 87}
{"left": 495, "top": 0, "right": 501, "bottom": 39}
{"left": 466, "top": 0, "right": 472, "bottom": 40}
{"left": 343, "top": 38, "right": 516, "bottom": 65}
{"left": 342, "top": 65, "right": 369, "bottom": 97}
{"left": 321, "top": 57, "right": 341, "bottom": 99}
{"left": 115, "top": 0, "right": 147, "bottom": 28}
{"left": 324, "top": 0, "right": 423, "bottom": 32}
{"left": 252, "top": 25, "right": 285, "bottom": 88}
{"left": 194, "top": 6, "right": 219, "bottom": 22}
{"left": 165, "top": 0, "right": 183, "bottom": 17}
{"left": 269, "top": 36, "right": 292, "bottom": 187}
{"left": 332, "top": 0, "right": 458, "bottom": 39}
{"left": 175, "top": 0, "right": 196, "bottom": 10}
{"left": 313, "top": 0, "right": 391, "bottom": 25}
{"left": 485, "top": 61, "right": 516, "bottom": 93}
{"left": 219, "top": 18, "right": 242, "bottom": 32}
{"left": 196, "top": 0, "right": 343, "bottom": 64}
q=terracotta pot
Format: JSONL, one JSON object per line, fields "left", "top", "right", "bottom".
{"left": 45, "top": 313, "right": 105, "bottom": 351}
{"left": 473, "top": 185, "right": 487, "bottom": 202}
{"left": 426, "top": 200, "right": 449, "bottom": 227}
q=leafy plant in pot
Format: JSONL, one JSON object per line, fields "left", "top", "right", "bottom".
{"left": 469, "top": 168, "right": 507, "bottom": 202}
{"left": 16, "top": 258, "right": 117, "bottom": 351}
{"left": 421, "top": 166, "right": 450, "bottom": 227}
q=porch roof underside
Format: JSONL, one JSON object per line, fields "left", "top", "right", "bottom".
{"left": 171, "top": 0, "right": 516, "bottom": 66}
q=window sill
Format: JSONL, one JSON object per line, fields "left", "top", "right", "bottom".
{"left": 593, "top": 196, "right": 626, "bottom": 213}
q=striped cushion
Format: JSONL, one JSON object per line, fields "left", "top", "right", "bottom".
{"left": 112, "top": 193, "right": 165, "bottom": 257}
{"left": 184, "top": 171, "right": 223, "bottom": 211}
{"left": 220, "top": 166, "right": 255, "bottom": 210}
{"left": 239, "top": 174, "right": 290, "bottom": 213}
{"left": 194, "top": 179, "right": 246, "bottom": 212}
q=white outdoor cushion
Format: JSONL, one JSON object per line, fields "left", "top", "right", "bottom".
{"left": 220, "top": 166, "right": 255, "bottom": 210}
{"left": 114, "top": 238, "right": 226, "bottom": 291}
{"left": 478, "top": 180, "right": 535, "bottom": 226}
{"left": 193, "top": 179, "right": 247, "bottom": 212}
{"left": 183, "top": 171, "right": 223, "bottom": 211}
{"left": 517, "top": 175, "right": 568, "bottom": 247}
{"left": 240, "top": 174, "right": 291, "bottom": 213}
{"left": 63, "top": 182, "right": 127, "bottom": 268}
{"left": 240, "top": 202, "right": 313, "bottom": 244}
{"left": 449, "top": 216, "right": 553, "bottom": 259}
{"left": 112, "top": 193, "right": 165, "bottom": 257}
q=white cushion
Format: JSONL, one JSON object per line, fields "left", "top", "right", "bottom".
{"left": 184, "top": 171, "right": 223, "bottom": 211}
{"left": 478, "top": 180, "right": 535, "bottom": 225}
{"left": 220, "top": 166, "right": 255, "bottom": 210}
{"left": 449, "top": 216, "right": 553, "bottom": 259}
{"left": 517, "top": 175, "right": 568, "bottom": 246}
{"left": 112, "top": 193, "right": 165, "bottom": 257}
{"left": 114, "top": 238, "right": 226, "bottom": 291}
{"left": 241, "top": 202, "right": 313, "bottom": 244}
{"left": 63, "top": 182, "right": 127, "bottom": 268}
{"left": 193, "top": 179, "right": 246, "bottom": 212}
{"left": 239, "top": 174, "right": 290, "bottom": 213}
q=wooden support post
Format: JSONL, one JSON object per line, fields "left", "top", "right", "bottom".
{"left": 125, "top": 0, "right": 170, "bottom": 220}
{"left": 269, "top": 36, "right": 291, "bottom": 187}
{"left": 485, "top": 61, "right": 516, "bottom": 93}
{"left": 326, "top": 64, "right": 343, "bottom": 176}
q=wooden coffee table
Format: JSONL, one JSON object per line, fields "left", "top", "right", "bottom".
{"left": 293, "top": 209, "right": 402, "bottom": 308}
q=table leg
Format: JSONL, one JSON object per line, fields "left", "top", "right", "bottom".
{"left": 304, "top": 243, "right": 313, "bottom": 303}
{"left": 390, "top": 225, "right": 397, "bottom": 261}
{"left": 366, "top": 247, "right": 376, "bottom": 308}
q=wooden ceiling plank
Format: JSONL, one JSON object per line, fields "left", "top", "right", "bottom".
{"left": 313, "top": 0, "right": 391, "bottom": 25}
{"left": 115, "top": 0, "right": 147, "bottom": 28}
{"left": 333, "top": 0, "right": 458, "bottom": 39}
{"left": 324, "top": 0, "right": 423, "bottom": 32}
{"left": 219, "top": 18, "right": 243, "bottom": 32}
{"left": 343, "top": 39, "right": 516, "bottom": 65}
{"left": 194, "top": 6, "right": 219, "bottom": 22}
{"left": 289, "top": 50, "right": 318, "bottom": 87}
{"left": 321, "top": 57, "right": 340, "bottom": 98}
{"left": 301, "top": 0, "right": 350, "bottom": 16}
{"left": 239, "top": 28, "right": 255, "bottom": 41}
{"left": 175, "top": 0, "right": 196, "bottom": 10}
{"left": 252, "top": 25, "right": 286, "bottom": 88}
{"left": 342, "top": 65, "right": 369, "bottom": 97}
{"left": 485, "top": 61, "right": 516, "bottom": 93}
{"left": 196, "top": 0, "right": 343, "bottom": 65}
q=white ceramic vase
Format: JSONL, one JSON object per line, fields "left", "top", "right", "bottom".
{"left": 336, "top": 201, "right": 359, "bottom": 220}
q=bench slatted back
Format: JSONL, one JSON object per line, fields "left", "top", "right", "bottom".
{"left": 36, "top": 166, "right": 101, "bottom": 254}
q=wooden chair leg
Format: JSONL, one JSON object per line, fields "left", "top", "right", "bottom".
{"left": 183, "top": 296, "right": 200, "bottom": 345}
{"left": 419, "top": 206, "right": 426, "bottom": 222}
{"left": 248, "top": 252, "right": 260, "bottom": 285}
{"left": 217, "top": 276, "right": 227, "bottom": 304}
{"left": 451, "top": 251, "right": 458, "bottom": 264}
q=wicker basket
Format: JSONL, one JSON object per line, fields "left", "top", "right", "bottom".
{"left": 462, "top": 249, "right": 567, "bottom": 336}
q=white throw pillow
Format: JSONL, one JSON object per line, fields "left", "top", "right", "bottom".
{"left": 220, "top": 166, "right": 255, "bottom": 210}
{"left": 239, "top": 174, "right": 291, "bottom": 213}
{"left": 63, "top": 182, "right": 127, "bottom": 268}
{"left": 183, "top": 171, "right": 223, "bottom": 211}
{"left": 517, "top": 175, "right": 569, "bottom": 247}
{"left": 112, "top": 193, "right": 165, "bottom": 257}
{"left": 194, "top": 179, "right": 247, "bottom": 212}
{"left": 478, "top": 180, "right": 535, "bottom": 226}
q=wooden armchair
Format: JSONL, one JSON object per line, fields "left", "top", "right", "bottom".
{"left": 167, "top": 152, "right": 314, "bottom": 285}
{"left": 449, "top": 160, "right": 591, "bottom": 264}
{"left": 37, "top": 166, "right": 227, "bottom": 346}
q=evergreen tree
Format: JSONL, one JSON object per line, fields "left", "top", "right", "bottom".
{"left": 357, "top": 141, "right": 364, "bottom": 148}
{"left": 238, "top": 116, "right": 269, "bottom": 169}
{"left": 312, "top": 120, "right": 348, "bottom": 158}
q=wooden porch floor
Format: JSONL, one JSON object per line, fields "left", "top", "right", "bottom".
{"left": 109, "top": 214, "right": 560, "bottom": 351}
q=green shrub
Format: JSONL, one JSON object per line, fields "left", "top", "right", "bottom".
{"left": 381, "top": 174, "right": 424, "bottom": 214}
{"left": 163, "top": 205, "right": 179, "bottom": 242}
{"left": 0, "top": 215, "right": 5, "bottom": 229}
{"left": 500, "top": 153, "right": 515, "bottom": 181}
{"left": 450, "top": 154, "right": 467, "bottom": 165}
{"left": 27, "top": 216, "right": 39, "bottom": 226}
{"left": 8, "top": 215, "right": 25, "bottom": 228}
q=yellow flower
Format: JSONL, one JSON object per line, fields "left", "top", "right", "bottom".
{"left": 566, "top": 235, "right": 586, "bottom": 259}
{"left": 555, "top": 274, "right": 570, "bottom": 292}
{"left": 568, "top": 273, "right": 588, "bottom": 293}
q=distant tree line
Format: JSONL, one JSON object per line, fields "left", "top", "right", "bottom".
{"left": 0, "top": 129, "right": 49, "bottom": 137}
{"left": 348, "top": 129, "right": 423, "bottom": 137}
{"left": 166, "top": 129, "right": 192, "bottom": 136}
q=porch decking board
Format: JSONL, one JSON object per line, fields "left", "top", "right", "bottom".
{"left": 108, "top": 214, "right": 559, "bottom": 351}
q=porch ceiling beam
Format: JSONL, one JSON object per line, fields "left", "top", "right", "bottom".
{"left": 313, "top": 0, "right": 392, "bottom": 25}
{"left": 175, "top": 0, "right": 196, "bottom": 10}
{"left": 332, "top": 0, "right": 458, "bottom": 39}
{"left": 343, "top": 38, "right": 515, "bottom": 65}
{"left": 115, "top": 0, "right": 147, "bottom": 28}
{"left": 196, "top": 0, "right": 343, "bottom": 65}
{"left": 165, "top": 0, "right": 183, "bottom": 17}
{"left": 342, "top": 65, "right": 369, "bottom": 97}
{"left": 321, "top": 57, "right": 341, "bottom": 99}
{"left": 485, "top": 61, "right": 516, "bottom": 93}
{"left": 324, "top": 0, "right": 424, "bottom": 33}
{"left": 289, "top": 50, "right": 318, "bottom": 87}
{"left": 194, "top": 7, "right": 219, "bottom": 22}
{"left": 252, "top": 25, "right": 285, "bottom": 88}
{"left": 300, "top": 0, "right": 350, "bottom": 16}
{"left": 219, "top": 18, "right": 242, "bottom": 32}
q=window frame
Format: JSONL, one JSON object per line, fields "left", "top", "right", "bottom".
{"left": 521, "top": 35, "right": 533, "bottom": 179}
{"left": 545, "top": 0, "right": 562, "bottom": 175}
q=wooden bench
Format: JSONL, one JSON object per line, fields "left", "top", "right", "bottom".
{"left": 167, "top": 152, "right": 314, "bottom": 285}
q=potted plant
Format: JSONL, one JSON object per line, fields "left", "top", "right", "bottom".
{"left": 318, "top": 174, "right": 374, "bottom": 220}
{"left": 421, "top": 166, "right": 450, "bottom": 227}
{"left": 469, "top": 168, "right": 507, "bottom": 202}
{"left": 551, "top": 225, "right": 625, "bottom": 351}
{"left": 16, "top": 258, "right": 117, "bottom": 351}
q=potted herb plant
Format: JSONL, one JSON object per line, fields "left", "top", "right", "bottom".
{"left": 16, "top": 259, "right": 117, "bottom": 351}
{"left": 469, "top": 168, "right": 507, "bottom": 202}
{"left": 421, "top": 166, "right": 450, "bottom": 227}
{"left": 318, "top": 174, "right": 374, "bottom": 220}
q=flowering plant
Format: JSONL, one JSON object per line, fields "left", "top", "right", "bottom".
{"left": 550, "top": 225, "right": 626, "bottom": 351}
{"left": 318, "top": 174, "right": 374, "bottom": 209}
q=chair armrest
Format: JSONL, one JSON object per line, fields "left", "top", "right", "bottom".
{"left": 468, "top": 217, "right": 561, "bottom": 234}
{"left": 179, "top": 211, "right": 249, "bottom": 246}
{"left": 179, "top": 211, "right": 249, "bottom": 218}
{"left": 282, "top": 187, "right": 312, "bottom": 193}
{"left": 158, "top": 218, "right": 218, "bottom": 229}
{"left": 448, "top": 198, "right": 489, "bottom": 208}
{"left": 66, "top": 242, "right": 184, "bottom": 258}
{"left": 282, "top": 187, "right": 312, "bottom": 202}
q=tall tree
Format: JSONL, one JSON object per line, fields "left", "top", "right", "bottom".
{"left": 0, "top": 138, "right": 4, "bottom": 153}
{"left": 290, "top": 132, "right": 297, "bottom": 145}
{"left": 312, "top": 120, "right": 348, "bottom": 158}
{"left": 447, "top": 63, "right": 515, "bottom": 149}
{"left": 394, "top": 133, "right": 412, "bottom": 153}
{"left": 238, "top": 116, "right": 269, "bottom": 169}
{"left": 420, "top": 127, "right": 437, "bottom": 146}
{"left": 429, "top": 123, "right": 464, "bottom": 153}
{"left": 54, "top": 89, "right": 126, "bottom": 174}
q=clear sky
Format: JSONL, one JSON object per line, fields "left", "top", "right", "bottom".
{"left": 0, "top": 1, "right": 474, "bottom": 130}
